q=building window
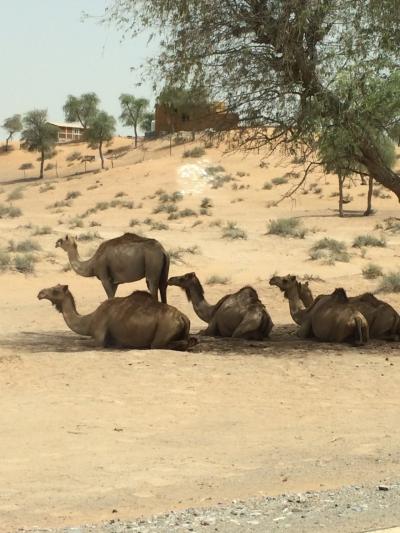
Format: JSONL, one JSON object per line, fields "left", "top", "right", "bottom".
{"left": 74, "top": 129, "right": 81, "bottom": 135}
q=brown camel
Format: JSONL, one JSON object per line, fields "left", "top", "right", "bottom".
{"left": 37, "top": 284, "right": 194, "bottom": 350}
{"left": 269, "top": 275, "right": 369, "bottom": 344}
{"left": 168, "top": 272, "right": 273, "bottom": 339}
{"left": 295, "top": 276, "right": 400, "bottom": 340}
{"left": 55, "top": 233, "right": 170, "bottom": 302}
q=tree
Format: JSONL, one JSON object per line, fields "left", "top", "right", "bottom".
{"left": 20, "top": 110, "right": 58, "bottom": 179}
{"left": 86, "top": 111, "right": 116, "bottom": 169}
{"left": 2, "top": 114, "right": 22, "bottom": 152}
{"left": 119, "top": 94, "right": 149, "bottom": 147}
{"left": 105, "top": 0, "right": 400, "bottom": 208}
{"left": 63, "top": 92, "right": 100, "bottom": 129}
{"left": 140, "top": 111, "right": 155, "bottom": 133}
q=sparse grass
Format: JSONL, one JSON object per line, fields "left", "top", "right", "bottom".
{"left": 0, "top": 250, "right": 11, "bottom": 271}
{"left": 263, "top": 181, "right": 272, "bottom": 190}
{"left": 379, "top": 272, "right": 400, "bottom": 293}
{"left": 206, "top": 275, "right": 230, "bottom": 285}
{"left": 8, "top": 239, "right": 41, "bottom": 253}
{"left": 14, "top": 253, "right": 37, "bottom": 274}
{"left": 381, "top": 217, "right": 400, "bottom": 233}
{"left": 153, "top": 203, "right": 178, "bottom": 214}
{"left": 168, "top": 245, "right": 201, "bottom": 264}
{"left": 267, "top": 218, "right": 307, "bottom": 239}
{"left": 362, "top": 263, "right": 383, "bottom": 280}
{"left": 47, "top": 200, "right": 71, "bottom": 209}
{"left": 65, "top": 191, "right": 81, "bottom": 201}
{"left": 271, "top": 176, "right": 288, "bottom": 186}
{"left": 209, "top": 219, "right": 222, "bottom": 227}
{"left": 353, "top": 234, "right": 386, "bottom": 248}
{"left": 39, "top": 183, "right": 55, "bottom": 193}
{"left": 0, "top": 204, "right": 22, "bottom": 218}
{"left": 7, "top": 187, "right": 24, "bottom": 201}
{"left": 31, "top": 226, "right": 52, "bottom": 235}
{"left": 183, "top": 146, "right": 206, "bottom": 158}
{"left": 309, "top": 238, "right": 350, "bottom": 264}
{"left": 221, "top": 221, "right": 247, "bottom": 240}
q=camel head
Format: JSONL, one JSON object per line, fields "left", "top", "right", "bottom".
{"left": 37, "top": 284, "right": 69, "bottom": 312}
{"left": 297, "top": 280, "right": 311, "bottom": 300}
{"left": 167, "top": 272, "right": 204, "bottom": 302}
{"left": 269, "top": 274, "right": 298, "bottom": 294}
{"left": 55, "top": 235, "right": 77, "bottom": 251}
{"left": 330, "top": 287, "right": 349, "bottom": 303}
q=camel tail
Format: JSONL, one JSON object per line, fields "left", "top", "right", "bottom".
{"left": 354, "top": 316, "right": 369, "bottom": 346}
{"left": 159, "top": 251, "right": 170, "bottom": 304}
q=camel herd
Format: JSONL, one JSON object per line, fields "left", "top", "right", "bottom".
{"left": 37, "top": 232, "right": 400, "bottom": 349}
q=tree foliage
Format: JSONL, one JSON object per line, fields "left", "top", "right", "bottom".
{"left": 105, "top": 0, "right": 400, "bottom": 202}
{"left": 140, "top": 111, "right": 155, "bottom": 133}
{"left": 63, "top": 92, "right": 100, "bottom": 129}
{"left": 119, "top": 94, "right": 149, "bottom": 147}
{"left": 86, "top": 111, "right": 116, "bottom": 169}
{"left": 2, "top": 114, "right": 22, "bottom": 151}
{"left": 20, "top": 110, "right": 58, "bottom": 178}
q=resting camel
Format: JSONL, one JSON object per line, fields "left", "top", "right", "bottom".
{"left": 168, "top": 272, "right": 273, "bottom": 339}
{"left": 37, "top": 284, "right": 194, "bottom": 350}
{"left": 269, "top": 275, "right": 369, "bottom": 344}
{"left": 55, "top": 233, "right": 170, "bottom": 302}
{"left": 280, "top": 274, "right": 399, "bottom": 341}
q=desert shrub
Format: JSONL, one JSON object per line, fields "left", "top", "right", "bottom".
{"left": 77, "top": 231, "right": 101, "bottom": 241}
{"left": 209, "top": 219, "right": 222, "bottom": 227}
{"left": 178, "top": 208, "right": 197, "bottom": 218}
{"left": 236, "top": 171, "right": 246, "bottom": 177}
{"left": 267, "top": 218, "right": 307, "bottom": 239}
{"left": 231, "top": 183, "right": 238, "bottom": 191}
{"left": 210, "top": 174, "right": 234, "bottom": 189}
{"left": 89, "top": 220, "right": 101, "bottom": 227}
{"left": 69, "top": 216, "right": 84, "bottom": 229}
{"left": 61, "top": 263, "right": 72, "bottom": 272}
{"left": 200, "top": 197, "right": 213, "bottom": 209}
{"left": 159, "top": 191, "right": 183, "bottom": 203}
{"left": 183, "top": 146, "right": 205, "bottom": 158}
{"left": 45, "top": 163, "right": 55, "bottom": 171}
{"left": 192, "top": 220, "right": 202, "bottom": 227}
{"left": 271, "top": 176, "right": 288, "bottom": 186}
{"left": 362, "top": 263, "right": 383, "bottom": 280}
{"left": 309, "top": 238, "right": 350, "bottom": 264}
{"left": 19, "top": 162, "right": 34, "bottom": 171}
{"left": 168, "top": 245, "right": 201, "bottom": 264}
{"left": 39, "top": 183, "right": 55, "bottom": 193}
{"left": 31, "top": 226, "right": 52, "bottom": 235}
{"left": 382, "top": 217, "right": 400, "bottom": 232}
{"left": 95, "top": 201, "right": 110, "bottom": 211}
{"left": 221, "top": 221, "right": 247, "bottom": 240}
{"left": 353, "top": 235, "right": 386, "bottom": 248}
{"left": 7, "top": 187, "right": 24, "bottom": 201}
{"left": 263, "top": 181, "right": 272, "bottom": 190}
{"left": 153, "top": 203, "right": 178, "bottom": 214}
{"left": 0, "top": 251, "right": 11, "bottom": 271}
{"left": 129, "top": 218, "right": 140, "bottom": 227}
{"left": 150, "top": 221, "right": 169, "bottom": 231}
{"left": 206, "top": 275, "right": 230, "bottom": 285}
{"left": 379, "top": 272, "right": 400, "bottom": 293}
{"left": 8, "top": 239, "right": 41, "bottom": 252}
{"left": 115, "top": 191, "right": 127, "bottom": 198}
{"left": 66, "top": 151, "right": 82, "bottom": 162}
{"left": 47, "top": 200, "right": 71, "bottom": 209}
{"left": 155, "top": 188, "right": 166, "bottom": 196}
{"left": 65, "top": 191, "right": 81, "bottom": 201}
{"left": 200, "top": 207, "right": 211, "bottom": 216}
{"left": 109, "top": 199, "right": 134, "bottom": 209}
{"left": 14, "top": 253, "right": 37, "bottom": 273}
{"left": 342, "top": 194, "right": 353, "bottom": 204}
{"left": 207, "top": 165, "right": 225, "bottom": 174}
{"left": 0, "top": 204, "right": 22, "bottom": 218}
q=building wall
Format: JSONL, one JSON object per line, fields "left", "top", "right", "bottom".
{"left": 57, "top": 127, "right": 84, "bottom": 143}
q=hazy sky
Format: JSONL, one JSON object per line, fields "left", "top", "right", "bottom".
{"left": 1, "top": 0, "right": 157, "bottom": 139}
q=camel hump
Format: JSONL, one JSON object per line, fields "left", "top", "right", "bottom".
{"left": 239, "top": 286, "right": 260, "bottom": 299}
{"left": 332, "top": 287, "right": 349, "bottom": 303}
{"left": 356, "top": 292, "right": 380, "bottom": 305}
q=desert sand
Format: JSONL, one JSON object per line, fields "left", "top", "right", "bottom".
{"left": 0, "top": 136, "right": 400, "bottom": 531}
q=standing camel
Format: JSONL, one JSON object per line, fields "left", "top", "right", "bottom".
{"left": 55, "top": 233, "right": 170, "bottom": 302}
{"left": 269, "top": 275, "right": 369, "bottom": 344}
{"left": 38, "top": 284, "right": 194, "bottom": 350}
{"left": 168, "top": 272, "right": 273, "bottom": 339}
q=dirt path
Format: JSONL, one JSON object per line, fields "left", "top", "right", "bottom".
{"left": 1, "top": 331, "right": 400, "bottom": 532}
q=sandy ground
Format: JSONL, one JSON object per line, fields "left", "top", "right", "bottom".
{"left": 1, "top": 136, "right": 400, "bottom": 531}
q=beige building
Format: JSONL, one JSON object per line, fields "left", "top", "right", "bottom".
{"left": 47, "top": 121, "right": 85, "bottom": 143}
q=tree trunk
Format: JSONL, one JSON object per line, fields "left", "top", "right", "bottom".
{"left": 40, "top": 150, "right": 45, "bottom": 179}
{"left": 338, "top": 175, "right": 344, "bottom": 217}
{"left": 5, "top": 133, "right": 11, "bottom": 152}
{"left": 364, "top": 176, "right": 374, "bottom": 216}
{"left": 134, "top": 124, "right": 138, "bottom": 148}
{"left": 358, "top": 143, "right": 400, "bottom": 201}
{"left": 99, "top": 142, "right": 104, "bottom": 169}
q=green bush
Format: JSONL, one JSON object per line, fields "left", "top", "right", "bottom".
{"left": 14, "top": 253, "right": 37, "bottom": 273}
{"left": 267, "top": 218, "right": 307, "bottom": 239}
{"left": 353, "top": 235, "right": 386, "bottom": 248}
{"left": 7, "top": 187, "right": 24, "bottom": 201}
{"left": 379, "top": 272, "right": 400, "bottom": 293}
{"left": 362, "top": 263, "right": 383, "bottom": 280}
{"left": 183, "top": 146, "right": 206, "bottom": 158}
{"left": 309, "top": 238, "right": 350, "bottom": 264}
{"left": 271, "top": 176, "right": 288, "bottom": 186}
{"left": 221, "top": 221, "right": 247, "bottom": 240}
{"left": 263, "top": 181, "right": 272, "bottom": 190}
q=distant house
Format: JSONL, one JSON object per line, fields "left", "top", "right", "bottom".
{"left": 154, "top": 101, "right": 238, "bottom": 136}
{"left": 47, "top": 121, "right": 85, "bottom": 143}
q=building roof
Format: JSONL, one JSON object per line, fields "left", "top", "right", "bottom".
{"left": 47, "top": 121, "right": 85, "bottom": 129}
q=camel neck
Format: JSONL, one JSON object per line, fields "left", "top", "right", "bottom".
{"left": 67, "top": 246, "right": 94, "bottom": 277}
{"left": 61, "top": 293, "right": 93, "bottom": 336}
{"left": 286, "top": 285, "right": 307, "bottom": 325}
{"left": 300, "top": 286, "right": 314, "bottom": 308}
{"left": 187, "top": 283, "right": 214, "bottom": 323}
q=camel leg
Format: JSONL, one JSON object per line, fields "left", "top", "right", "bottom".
{"left": 101, "top": 276, "right": 117, "bottom": 298}
{"left": 202, "top": 317, "right": 219, "bottom": 336}
{"left": 146, "top": 277, "right": 159, "bottom": 301}
{"left": 297, "top": 319, "right": 313, "bottom": 339}
{"left": 232, "top": 314, "right": 262, "bottom": 340}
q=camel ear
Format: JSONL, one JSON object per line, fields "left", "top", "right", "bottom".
{"left": 305, "top": 281, "right": 309, "bottom": 287}
{"left": 65, "top": 235, "right": 69, "bottom": 240}
{"left": 62, "top": 285, "right": 68, "bottom": 292}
